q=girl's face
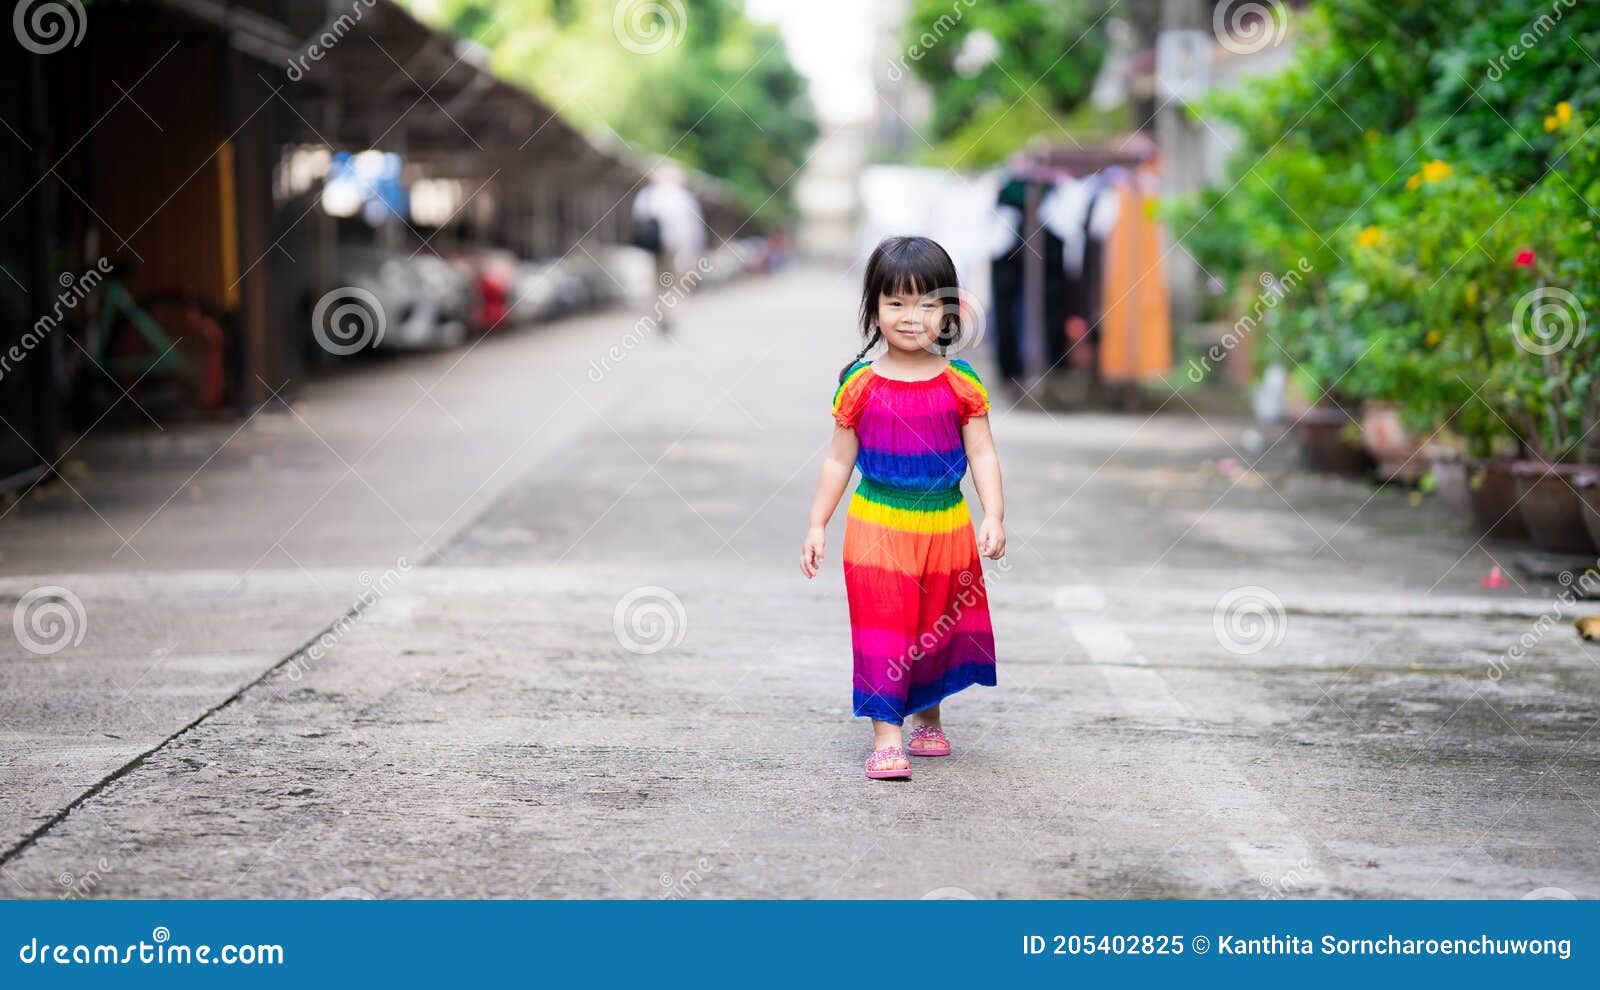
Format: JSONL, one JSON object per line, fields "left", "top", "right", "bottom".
{"left": 875, "top": 285, "right": 946, "bottom": 355}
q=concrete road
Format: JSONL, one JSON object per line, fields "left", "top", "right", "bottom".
{"left": 2, "top": 266, "right": 1598, "bottom": 899}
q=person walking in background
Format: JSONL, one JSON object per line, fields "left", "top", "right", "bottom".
{"left": 630, "top": 162, "right": 706, "bottom": 333}
{"left": 800, "top": 236, "right": 1005, "bottom": 781}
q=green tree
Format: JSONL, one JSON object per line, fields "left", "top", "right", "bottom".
{"left": 405, "top": 0, "right": 816, "bottom": 224}
{"left": 1172, "top": 0, "right": 1600, "bottom": 459}
{"left": 902, "top": 0, "right": 1114, "bottom": 156}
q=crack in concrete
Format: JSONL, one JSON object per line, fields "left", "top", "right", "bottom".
{"left": 0, "top": 594, "right": 373, "bottom": 869}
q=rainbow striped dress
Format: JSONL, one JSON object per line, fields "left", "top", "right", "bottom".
{"left": 831, "top": 358, "right": 998, "bottom": 724}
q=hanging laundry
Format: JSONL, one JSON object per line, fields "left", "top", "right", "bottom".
{"left": 1098, "top": 163, "right": 1171, "bottom": 383}
{"left": 984, "top": 140, "right": 1171, "bottom": 399}
{"left": 990, "top": 178, "right": 1030, "bottom": 386}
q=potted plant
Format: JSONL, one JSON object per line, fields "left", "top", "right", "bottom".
{"left": 1182, "top": 136, "right": 1383, "bottom": 478}
{"left": 1280, "top": 308, "right": 1374, "bottom": 477}
{"left": 1500, "top": 112, "right": 1600, "bottom": 552}
{"left": 1352, "top": 164, "right": 1552, "bottom": 539}
{"left": 1578, "top": 471, "right": 1600, "bottom": 550}
{"left": 1553, "top": 108, "right": 1600, "bottom": 549}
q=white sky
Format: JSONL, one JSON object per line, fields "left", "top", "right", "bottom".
{"left": 746, "top": 0, "right": 879, "bottom": 125}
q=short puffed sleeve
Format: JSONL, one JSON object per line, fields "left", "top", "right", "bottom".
{"left": 832, "top": 362, "right": 872, "bottom": 429}
{"left": 947, "top": 359, "right": 991, "bottom": 424}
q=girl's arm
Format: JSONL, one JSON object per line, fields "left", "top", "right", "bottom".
{"left": 962, "top": 414, "right": 1006, "bottom": 559}
{"left": 801, "top": 425, "right": 859, "bottom": 578}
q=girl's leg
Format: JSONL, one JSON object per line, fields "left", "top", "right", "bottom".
{"left": 906, "top": 704, "right": 943, "bottom": 753}
{"left": 909, "top": 704, "right": 941, "bottom": 731}
{"left": 867, "top": 719, "right": 908, "bottom": 773}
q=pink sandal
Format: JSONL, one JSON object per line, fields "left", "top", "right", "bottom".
{"left": 865, "top": 745, "right": 912, "bottom": 780}
{"left": 906, "top": 724, "right": 951, "bottom": 757}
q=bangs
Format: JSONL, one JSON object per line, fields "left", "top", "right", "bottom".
{"left": 881, "top": 265, "right": 939, "bottom": 300}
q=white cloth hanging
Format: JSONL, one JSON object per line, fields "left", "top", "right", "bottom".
{"left": 1087, "top": 181, "right": 1121, "bottom": 242}
{"left": 1038, "top": 178, "right": 1097, "bottom": 276}
{"left": 987, "top": 204, "right": 1022, "bottom": 260}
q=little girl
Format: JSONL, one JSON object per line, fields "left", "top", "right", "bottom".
{"left": 800, "top": 235, "right": 1005, "bottom": 781}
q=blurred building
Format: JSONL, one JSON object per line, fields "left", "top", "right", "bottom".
{"left": 794, "top": 0, "right": 929, "bottom": 262}
{"left": 794, "top": 123, "right": 869, "bottom": 263}
{"left": 871, "top": 0, "right": 933, "bottom": 160}
{"left": 1151, "top": 0, "right": 1300, "bottom": 194}
{"left": 1, "top": 0, "right": 749, "bottom": 490}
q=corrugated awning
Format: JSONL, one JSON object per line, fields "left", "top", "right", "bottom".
{"left": 151, "top": 0, "right": 743, "bottom": 215}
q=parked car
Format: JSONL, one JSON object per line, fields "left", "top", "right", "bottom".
{"left": 449, "top": 247, "right": 518, "bottom": 333}
{"left": 507, "top": 259, "right": 589, "bottom": 325}
{"left": 566, "top": 244, "right": 656, "bottom": 305}
{"left": 332, "top": 245, "right": 469, "bottom": 351}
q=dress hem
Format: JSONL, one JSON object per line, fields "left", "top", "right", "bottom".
{"left": 851, "top": 666, "right": 997, "bottom": 725}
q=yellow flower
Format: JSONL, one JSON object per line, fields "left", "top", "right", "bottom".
{"left": 1464, "top": 281, "right": 1479, "bottom": 307}
{"left": 1357, "top": 225, "right": 1383, "bottom": 248}
{"left": 1420, "top": 160, "right": 1452, "bottom": 182}
{"left": 1545, "top": 115, "right": 1559, "bottom": 133}
{"left": 1405, "top": 173, "right": 1423, "bottom": 191}
{"left": 1557, "top": 101, "right": 1573, "bottom": 125}
{"left": 1424, "top": 329, "right": 1443, "bottom": 348}
{"left": 1364, "top": 129, "right": 1380, "bottom": 144}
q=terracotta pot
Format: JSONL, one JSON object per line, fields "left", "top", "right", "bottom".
{"left": 1465, "top": 458, "right": 1529, "bottom": 542}
{"left": 1361, "top": 401, "right": 1425, "bottom": 483}
{"left": 1296, "top": 405, "right": 1372, "bottom": 477}
{"left": 1576, "top": 472, "right": 1600, "bottom": 551}
{"left": 1510, "top": 461, "right": 1596, "bottom": 554}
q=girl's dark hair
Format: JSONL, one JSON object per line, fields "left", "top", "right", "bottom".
{"left": 839, "top": 235, "right": 963, "bottom": 382}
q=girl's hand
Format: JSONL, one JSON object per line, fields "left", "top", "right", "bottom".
{"left": 801, "top": 525, "right": 826, "bottom": 578}
{"left": 977, "top": 516, "right": 1006, "bottom": 559}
